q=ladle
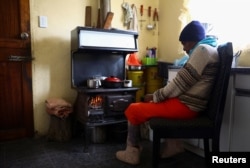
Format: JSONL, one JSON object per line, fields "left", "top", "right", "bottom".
{"left": 147, "top": 6, "right": 154, "bottom": 30}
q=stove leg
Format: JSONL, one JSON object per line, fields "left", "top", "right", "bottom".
{"left": 83, "top": 125, "right": 92, "bottom": 152}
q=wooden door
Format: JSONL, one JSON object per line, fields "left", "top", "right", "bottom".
{"left": 0, "top": 0, "right": 34, "bottom": 140}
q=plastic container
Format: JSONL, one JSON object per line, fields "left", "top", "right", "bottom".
{"left": 127, "top": 70, "right": 144, "bottom": 86}
{"left": 91, "top": 126, "right": 106, "bottom": 143}
{"left": 145, "top": 66, "right": 163, "bottom": 84}
{"left": 145, "top": 66, "right": 163, "bottom": 94}
{"left": 135, "top": 85, "right": 145, "bottom": 102}
{"left": 142, "top": 57, "right": 157, "bottom": 65}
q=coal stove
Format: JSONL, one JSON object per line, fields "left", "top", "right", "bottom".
{"left": 71, "top": 27, "right": 139, "bottom": 148}
{"left": 74, "top": 88, "right": 137, "bottom": 124}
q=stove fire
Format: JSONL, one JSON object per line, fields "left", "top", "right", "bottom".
{"left": 84, "top": 94, "right": 135, "bottom": 123}
{"left": 88, "top": 95, "right": 103, "bottom": 109}
{"left": 87, "top": 95, "right": 104, "bottom": 123}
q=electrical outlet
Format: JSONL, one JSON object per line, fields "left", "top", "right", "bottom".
{"left": 39, "top": 16, "right": 48, "bottom": 28}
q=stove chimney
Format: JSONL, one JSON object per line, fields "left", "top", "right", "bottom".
{"left": 99, "top": 0, "right": 111, "bottom": 28}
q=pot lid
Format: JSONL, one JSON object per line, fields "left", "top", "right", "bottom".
{"left": 105, "top": 76, "right": 122, "bottom": 82}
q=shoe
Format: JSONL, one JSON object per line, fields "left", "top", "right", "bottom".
{"left": 116, "top": 146, "right": 141, "bottom": 165}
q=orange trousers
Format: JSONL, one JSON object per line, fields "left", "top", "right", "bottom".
{"left": 125, "top": 98, "right": 198, "bottom": 125}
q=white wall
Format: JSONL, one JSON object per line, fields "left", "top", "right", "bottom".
{"left": 158, "top": 0, "right": 189, "bottom": 62}
{"left": 30, "top": 0, "right": 98, "bottom": 135}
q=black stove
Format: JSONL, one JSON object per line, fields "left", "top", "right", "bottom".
{"left": 71, "top": 27, "right": 139, "bottom": 148}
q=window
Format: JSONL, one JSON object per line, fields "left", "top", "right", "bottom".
{"left": 188, "top": 0, "right": 250, "bottom": 48}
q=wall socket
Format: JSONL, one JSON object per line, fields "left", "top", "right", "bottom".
{"left": 39, "top": 16, "right": 48, "bottom": 28}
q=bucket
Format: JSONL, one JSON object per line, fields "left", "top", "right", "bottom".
{"left": 145, "top": 66, "right": 163, "bottom": 85}
{"left": 127, "top": 70, "right": 144, "bottom": 86}
{"left": 145, "top": 66, "right": 163, "bottom": 94}
{"left": 91, "top": 126, "right": 106, "bottom": 143}
{"left": 135, "top": 85, "right": 145, "bottom": 102}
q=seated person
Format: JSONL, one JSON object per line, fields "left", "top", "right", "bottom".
{"left": 116, "top": 20, "right": 219, "bottom": 165}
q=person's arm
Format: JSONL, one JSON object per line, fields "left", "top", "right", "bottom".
{"left": 153, "top": 45, "right": 212, "bottom": 102}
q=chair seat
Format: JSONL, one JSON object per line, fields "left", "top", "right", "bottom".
{"left": 149, "top": 115, "right": 214, "bottom": 138}
{"left": 150, "top": 115, "right": 213, "bottom": 128}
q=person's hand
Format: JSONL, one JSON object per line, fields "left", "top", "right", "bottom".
{"left": 144, "top": 94, "right": 153, "bottom": 102}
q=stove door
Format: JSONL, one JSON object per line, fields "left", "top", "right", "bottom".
{"left": 105, "top": 95, "right": 134, "bottom": 116}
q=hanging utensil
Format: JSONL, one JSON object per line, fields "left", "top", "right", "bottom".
{"left": 153, "top": 8, "right": 159, "bottom": 29}
{"left": 140, "top": 5, "right": 143, "bottom": 16}
{"left": 153, "top": 8, "right": 159, "bottom": 21}
{"left": 138, "top": 5, "right": 146, "bottom": 30}
{"left": 147, "top": 6, "right": 154, "bottom": 30}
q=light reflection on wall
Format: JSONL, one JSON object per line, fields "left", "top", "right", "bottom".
{"left": 188, "top": 0, "right": 250, "bottom": 48}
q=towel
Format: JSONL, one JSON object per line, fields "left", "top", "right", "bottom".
{"left": 45, "top": 98, "right": 72, "bottom": 119}
{"left": 129, "top": 4, "right": 139, "bottom": 32}
{"left": 122, "top": 2, "right": 133, "bottom": 25}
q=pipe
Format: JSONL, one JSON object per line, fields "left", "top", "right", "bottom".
{"left": 100, "top": 0, "right": 111, "bottom": 28}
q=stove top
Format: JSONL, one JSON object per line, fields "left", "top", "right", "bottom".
{"left": 75, "top": 87, "right": 139, "bottom": 93}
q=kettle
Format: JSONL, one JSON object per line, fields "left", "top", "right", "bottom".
{"left": 87, "top": 78, "right": 101, "bottom": 88}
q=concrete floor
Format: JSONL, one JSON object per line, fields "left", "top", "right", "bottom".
{"left": 0, "top": 136, "right": 207, "bottom": 168}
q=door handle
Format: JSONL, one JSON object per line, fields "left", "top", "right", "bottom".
{"left": 20, "top": 32, "right": 29, "bottom": 40}
{"left": 8, "top": 55, "right": 34, "bottom": 62}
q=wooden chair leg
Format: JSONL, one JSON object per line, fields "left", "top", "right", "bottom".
{"left": 212, "top": 136, "right": 220, "bottom": 152}
{"left": 152, "top": 131, "right": 161, "bottom": 168}
{"left": 203, "top": 138, "right": 210, "bottom": 165}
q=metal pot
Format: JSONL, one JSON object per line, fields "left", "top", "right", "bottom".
{"left": 87, "top": 79, "right": 101, "bottom": 88}
{"left": 102, "top": 76, "right": 123, "bottom": 88}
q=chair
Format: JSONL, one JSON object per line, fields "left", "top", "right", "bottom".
{"left": 149, "top": 42, "right": 233, "bottom": 168}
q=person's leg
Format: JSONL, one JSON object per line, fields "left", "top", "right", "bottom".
{"left": 116, "top": 98, "right": 197, "bottom": 165}
{"left": 125, "top": 98, "right": 197, "bottom": 125}
{"left": 116, "top": 121, "right": 141, "bottom": 165}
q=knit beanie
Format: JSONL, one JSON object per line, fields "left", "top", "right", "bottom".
{"left": 179, "top": 21, "right": 205, "bottom": 42}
